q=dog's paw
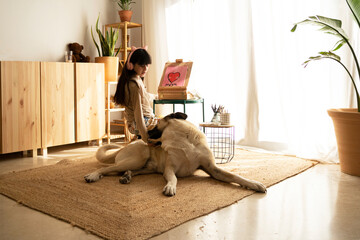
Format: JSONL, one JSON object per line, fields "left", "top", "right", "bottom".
{"left": 256, "top": 183, "right": 267, "bottom": 193}
{"left": 247, "top": 181, "right": 267, "bottom": 193}
{"left": 119, "top": 170, "right": 132, "bottom": 184}
{"left": 163, "top": 184, "right": 176, "bottom": 196}
{"left": 84, "top": 172, "right": 103, "bottom": 183}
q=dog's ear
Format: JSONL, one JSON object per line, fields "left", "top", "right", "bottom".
{"left": 165, "top": 112, "right": 188, "bottom": 120}
{"left": 147, "top": 126, "right": 162, "bottom": 146}
{"left": 174, "top": 112, "right": 187, "bottom": 120}
{"left": 148, "top": 126, "right": 163, "bottom": 139}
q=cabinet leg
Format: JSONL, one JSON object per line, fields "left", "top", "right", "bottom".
{"left": 32, "top": 148, "right": 38, "bottom": 158}
{"left": 97, "top": 139, "right": 102, "bottom": 146}
{"left": 41, "top": 148, "right": 48, "bottom": 157}
{"left": 23, "top": 149, "right": 38, "bottom": 158}
{"left": 22, "top": 150, "right": 28, "bottom": 157}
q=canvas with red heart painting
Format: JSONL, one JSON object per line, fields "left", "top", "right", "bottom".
{"left": 161, "top": 65, "right": 188, "bottom": 87}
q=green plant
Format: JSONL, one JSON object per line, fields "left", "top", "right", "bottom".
{"left": 114, "top": 0, "right": 135, "bottom": 11}
{"left": 291, "top": 0, "right": 360, "bottom": 112}
{"left": 91, "top": 14, "right": 120, "bottom": 57}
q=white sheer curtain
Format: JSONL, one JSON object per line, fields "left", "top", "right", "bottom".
{"left": 142, "top": 0, "right": 359, "bottom": 163}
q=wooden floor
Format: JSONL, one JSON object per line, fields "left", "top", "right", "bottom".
{"left": 0, "top": 142, "right": 360, "bottom": 240}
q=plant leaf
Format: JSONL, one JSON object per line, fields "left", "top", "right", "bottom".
{"left": 347, "top": 0, "right": 360, "bottom": 28}
{"left": 110, "top": 28, "right": 115, "bottom": 56}
{"left": 91, "top": 27, "right": 101, "bottom": 57}
{"left": 291, "top": 15, "right": 348, "bottom": 40}
{"left": 290, "top": 24, "right": 297, "bottom": 32}
{"left": 105, "top": 29, "right": 110, "bottom": 56}
{"left": 332, "top": 39, "right": 346, "bottom": 51}
{"left": 90, "top": 13, "right": 120, "bottom": 56}
{"left": 292, "top": 7, "right": 360, "bottom": 111}
{"left": 97, "top": 28, "right": 106, "bottom": 56}
{"left": 302, "top": 51, "right": 341, "bottom": 68}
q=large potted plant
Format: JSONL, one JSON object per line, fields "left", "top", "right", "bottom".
{"left": 114, "top": 0, "right": 135, "bottom": 22}
{"left": 91, "top": 14, "right": 120, "bottom": 82}
{"left": 291, "top": 0, "right": 360, "bottom": 176}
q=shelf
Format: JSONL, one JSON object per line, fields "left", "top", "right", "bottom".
{"left": 107, "top": 133, "right": 126, "bottom": 140}
{"left": 115, "top": 47, "right": 132, "bottom": 52}
{"left": 106, "top": 108, "right": 125, "bottom": 112}
{"left": 106, "top": 81, "right": 118, "bottom": 85}
{"left": 110, "top": 122, "right": 125, "bottom": 127}
{"left": 199, "top": 123, "right": 234, "bottom": 128}
{"left": 105, "top": 22, "right": 142, "bottom": 29}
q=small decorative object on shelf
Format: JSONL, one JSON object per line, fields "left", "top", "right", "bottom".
{"left": 220, "top": 112, "right": 230, "bottom": 125}
{"left": 68, "top": 42, "right": 90, "bottom": 62}
{"left": 114, "top": 0, "right": 136, "bottom": 22}
{"left": 91, "top": 13, "right": 120, "bottom": 83}
{"left": 211, "top": 104, "right": 224, "bottom": 124}
{"left": 64, "top": 51, "right": 73, "bottom": 63}
{"left": 105, "top": 95, "right": 116, "bottom": 109}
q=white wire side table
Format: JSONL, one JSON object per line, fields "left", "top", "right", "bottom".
{"left": 199, "top": 123, "right": 235, "bottom": 164}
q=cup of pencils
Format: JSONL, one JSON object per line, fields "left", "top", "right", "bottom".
{"left": 220, "top": 111, "right": 230, "bottom": 125}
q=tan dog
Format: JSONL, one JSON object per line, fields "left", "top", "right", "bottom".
{"left": 84, "top": 113, "right": 266, "bottom": 196}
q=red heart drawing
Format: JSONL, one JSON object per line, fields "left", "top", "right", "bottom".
{"left": 168, "top": 72, "right": 180, "bottom": 83}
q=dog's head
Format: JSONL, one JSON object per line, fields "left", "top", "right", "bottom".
{"left": 147, "top": 112, "right": 188, "bottom": 144}
{"left": 164, "top": 112, "right": 188, "bottom": 121}
{"left": 156, "top": 112, "right": 187, "bottom": 131}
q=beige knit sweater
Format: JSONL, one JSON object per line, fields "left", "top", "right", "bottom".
{"left": 124, "top": 76, "right": 155, "bottom": 142}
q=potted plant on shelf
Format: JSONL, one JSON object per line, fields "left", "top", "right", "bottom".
{"left": 91, "top": 13, "right": 120, "bottom": 82}
{"left": 291, "top": 0, "right": 360, "bottom": 176}
{"left": 114, "top": 0, "right": 135, "bottom": 22}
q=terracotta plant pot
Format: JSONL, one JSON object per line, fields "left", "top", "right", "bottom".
{"left": 328, "top": 108, "right": 360, "bottom": 176}
{"left": 95, "top": 57, "right": 119, "bottom": 82}
{"left": 118, "top": 10, "right": 132, "bottom": 22}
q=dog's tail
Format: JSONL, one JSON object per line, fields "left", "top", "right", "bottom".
{"left": 96, "top": 144, "right": 122, "bottom": 164}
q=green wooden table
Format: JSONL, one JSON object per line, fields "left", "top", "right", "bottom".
{"left": 153, "top": 98, "right": 205, "bottom": 122}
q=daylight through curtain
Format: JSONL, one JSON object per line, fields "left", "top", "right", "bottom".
{"left": 143, "top": 0, "right": 359, "bottom": 163}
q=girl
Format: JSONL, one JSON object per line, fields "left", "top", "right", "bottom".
{"left": 114, "top": 46, "right": 156, "bottom": 143}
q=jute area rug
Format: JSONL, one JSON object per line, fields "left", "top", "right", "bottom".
{"left": 0, "top": 148, "right": 317, "bottom": 240}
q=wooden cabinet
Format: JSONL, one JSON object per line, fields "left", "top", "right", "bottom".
{"left": 75, "top": 63, "right": 105, "bottom": 142}
{"left": 41, "top": 62, "right": 75, "bottom": 149}
{"left": 0, "top": 61, "right": 105, "bottom": 156}
{"left": 0, "top": 61, "right": 41, "bottom": 154}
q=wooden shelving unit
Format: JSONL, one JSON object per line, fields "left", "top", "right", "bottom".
{"left": 105, "top": 81, "right": 129, "bottom": 143}
{"left": 103, "top": 21, "right": 143, "bottom": 143}
{"left": 105, "top": 21, "right": 143, "bottom": 69}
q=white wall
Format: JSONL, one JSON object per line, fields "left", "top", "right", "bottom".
{"left": 0, "top": 0, "right": 142, "bottom": 62}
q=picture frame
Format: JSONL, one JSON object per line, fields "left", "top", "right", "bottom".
{"left": 158, "top": 60, "right": 193, "bottom": 100}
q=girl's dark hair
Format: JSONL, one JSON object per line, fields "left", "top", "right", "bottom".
{"left": 114, "top": 49, "right": 152, "bottom": 107}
